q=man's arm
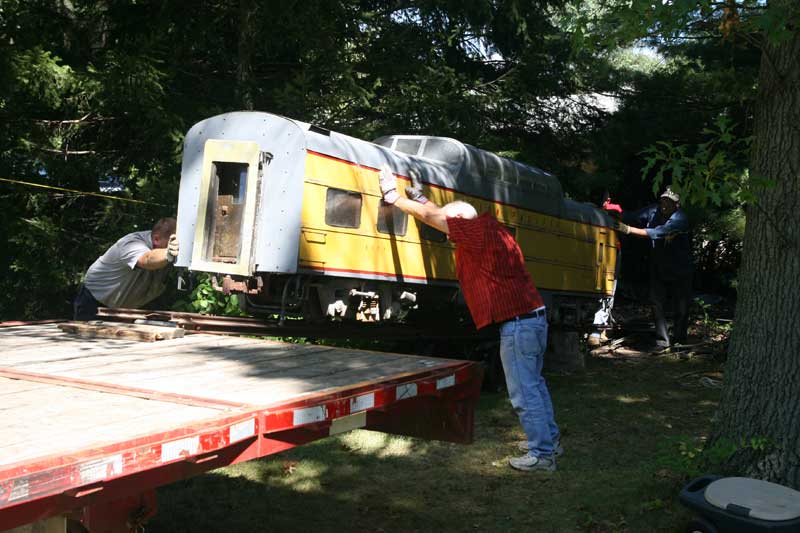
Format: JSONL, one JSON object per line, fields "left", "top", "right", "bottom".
{"left": 616, "top": 210, "right": 688, "bottom": 240}
{"left": 135, "top": 249, "right": 171, "bottom": 270}
{"left": 135, "top": 234, "right": 179, "bottom": 270}
{"left": 393, "top": 196, "right": 450, "bottom": 234}
{"left": 378, "top": 165, "right": 450, "bottom": 234}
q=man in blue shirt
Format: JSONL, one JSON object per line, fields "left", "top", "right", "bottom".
{"left": 614, "top": 188, "right": 693, "bottom": 348}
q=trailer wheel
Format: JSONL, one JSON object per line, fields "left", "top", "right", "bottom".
{"left": 686, "top": 516, "right": 718, "bottom": 533}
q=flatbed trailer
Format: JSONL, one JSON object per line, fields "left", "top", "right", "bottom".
{"left": 0, "top": 323, "right": 482, "bottom": 532}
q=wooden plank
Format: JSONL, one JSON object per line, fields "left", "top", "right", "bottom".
{"left": 57, "top": 321, "right": 185, "bottom": 342}
{"left": 10, "top": 337, "right": 326, "bottom": 376}
{"left": 1, "top": 386, "right": 224, "bottom": 467}
{"left": 0, "top": 332, "right": 247, "bottom": 367}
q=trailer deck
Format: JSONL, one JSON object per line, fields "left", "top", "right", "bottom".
{"left": 0, "top": 323, "right": 481, "bottom": 531}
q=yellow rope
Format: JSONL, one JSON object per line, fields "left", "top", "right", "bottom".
{"left": 0, "top": 177, "right": 172, "bottom": 207}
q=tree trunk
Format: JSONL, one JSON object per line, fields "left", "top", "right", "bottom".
{"left": 236, "top": 0, "right": 257, "bottom": 110}
{"left": 712, "top": 17, "right": 800, "bottom": 488}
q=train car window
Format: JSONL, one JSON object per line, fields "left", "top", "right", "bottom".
{"left": 504, "top": 225, "right": 517, "bottom": 238}
{"left": 325, "top": 188, "right": 362, "bottom": 228}
{"left": 214, "top": 161, "right": 248, "bottom": 204}
{"left": 501, "top": 160, "right": 519, "bottom": 184}
{"left": 395, "top": 138, "right": 422, "bottom": 156}
{"left": 417, "top": 220, "right": 447, "bottom": 243}
{"left": 483, "top": 152, "right": 503, "bottom": 181}
{"left": 422, "top": 138, "right": 462, "bottom": 165}
{"left": 377, "top": 200, "right": 408, "bottom": 236}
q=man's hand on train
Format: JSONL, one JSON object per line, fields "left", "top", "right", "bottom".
{"left": 166, "top": 234, "right": 180, "bottom": 263}
{"left": 379, "top": 164, "right": 400, "bottom": 204}
{"left": 613, "top": 220, "right": 631, "bottom": 235}
{"left": 404, "top": 169, "right": 428, "bottom": 204}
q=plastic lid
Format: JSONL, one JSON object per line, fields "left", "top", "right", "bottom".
{"left": 705, "top": 477, "right": 800, "bottom": 522}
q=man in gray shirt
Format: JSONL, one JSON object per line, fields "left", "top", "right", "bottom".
{"left": 73, "top": 217, "right": 180, "bottom": 320}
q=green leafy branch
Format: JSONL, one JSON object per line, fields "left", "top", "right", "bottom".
{"left": 175, "top": 274, "right": 247, "bottom": 317}
{"left": 640, "top": 115, "right": 771, "bottom": 208}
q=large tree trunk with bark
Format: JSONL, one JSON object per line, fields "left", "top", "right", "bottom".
{"left": 712, "top": 17, "right": 800, "bottom": 488}
{"left": 236, "top": 0, "right": 257, "bottom": 110}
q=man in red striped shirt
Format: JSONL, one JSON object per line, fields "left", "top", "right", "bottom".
{"left": 377, "top": 165, "right": 561, "bottom": 472}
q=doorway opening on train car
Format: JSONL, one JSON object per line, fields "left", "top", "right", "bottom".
{"left": 201, "top": 161, "right": 248, "bottom": 264}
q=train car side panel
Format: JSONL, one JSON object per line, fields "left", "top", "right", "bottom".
{"left": 176, "top": 112, "right": 306, "bottom": 274}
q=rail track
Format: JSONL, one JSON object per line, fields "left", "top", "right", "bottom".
{"left": 96, "top": 307, "right": 496, "bottom": 343}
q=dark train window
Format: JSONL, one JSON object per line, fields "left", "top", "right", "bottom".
{"left": 504, "top": 225, "right": 517, "bottom": 238}
{"left": 377, "top": 200, "right": 408, "bottom": 236}
{"left": 418, "top": 220, "right": 447, "bottom": 242}
{"left": 325, "top": 188, "right": 362, "bottom": 228}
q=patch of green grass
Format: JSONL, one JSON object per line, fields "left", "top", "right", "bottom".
{"left": 150, "top": 355, "right": 721, "bottom": 532}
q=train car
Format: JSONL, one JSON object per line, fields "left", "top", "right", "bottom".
{"left": 175, "top": 111, "right": 619, "bottom": 330}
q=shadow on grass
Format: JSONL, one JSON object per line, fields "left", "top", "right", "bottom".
{"left": 150, "top": 355, "right": 722, "bottom": 533}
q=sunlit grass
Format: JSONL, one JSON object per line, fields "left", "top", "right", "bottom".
{"left": 337, "top": 430, "right": 417, "bottom": 458}
{"left": 615, "top": 394, "right": 651, "bottom": 403}
{"left": 151, "top": 355, "right": 723, "bottom": 533}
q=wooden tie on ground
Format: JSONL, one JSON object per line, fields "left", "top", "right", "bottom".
{"left": 57, "top": 320, "right": 185, "bottom": 342}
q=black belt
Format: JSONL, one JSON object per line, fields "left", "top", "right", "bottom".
{"left": 511, "top": 308, "right": 546, "bottom": 321}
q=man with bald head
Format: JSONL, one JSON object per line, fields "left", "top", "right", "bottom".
{"left": 377, "top": 165, "right": 561, "bottom": 473}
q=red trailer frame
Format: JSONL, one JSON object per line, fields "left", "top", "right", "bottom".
{"left": 0, "top": 324, "right": 482, "bottom": 532}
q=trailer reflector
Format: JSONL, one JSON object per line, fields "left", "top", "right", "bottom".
{"left": 396, "top": 383, "right": 418, "bottom": 400}
{"left": 160, "top": 436, "right": 200, "bottom": 463}
{"left": 293, "top": 405, "right": 327, "bottom": 426}
{"left": 80, "top": 455, "right": 123, "bottom": 484}
{"left": 436, "top": 375, "right": 455, "bottom": 390}
{"left": 9, "top": 479, "right": 29, "bottom": 502}
{"left": 229, "top": 418, "right": 257, "bottom": 442}
{"left": 350, "top": 393, "right": 375, "bottom": 412}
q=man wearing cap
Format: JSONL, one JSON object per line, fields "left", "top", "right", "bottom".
{"left": 614, "top": 188, "right": 693, "bottom": 348}
{"left": 375, "top": 165, "right": 561, "bottom": 473}
{"left": 73, "top": 217, "right": 180, "bottom": 321}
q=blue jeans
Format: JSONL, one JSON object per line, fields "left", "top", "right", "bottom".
{"left": 73, "top": 284, "right": 100, "bottom": 321}
{"left": 500, "top": 313, "right": 559, "bottom": 457}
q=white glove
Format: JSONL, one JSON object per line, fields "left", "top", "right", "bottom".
{"left": 166, "top": 234, "right": 179, "bottom": 263}
{"left": 378, "top": 164, "right": 400, "bottom": 204}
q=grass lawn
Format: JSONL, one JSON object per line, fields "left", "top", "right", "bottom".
{"left": 149, "top": 352, "right": 722, "bottom": 532}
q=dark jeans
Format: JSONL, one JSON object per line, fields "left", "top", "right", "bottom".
{"left": 649, "top": 274, "right": 692, "bottom": 346}
{"left": 73, "top": 284, "right": 100, "bottom": 321}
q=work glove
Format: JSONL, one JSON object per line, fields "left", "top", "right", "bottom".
{"left": 378, "top": 164, "right": 400, "bottom": 204}
{"left": 166, "top": 234, "right": 179, "bottom": 263}
{"left": 613, "top": 220, "right": 630, "bottom": 235}
{"left": 404, "top": 169, "right": 428, "bottom": 204}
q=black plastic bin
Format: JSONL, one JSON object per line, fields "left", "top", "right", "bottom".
{"left": 679, "top": 475, "right": 800, "bottom": 532}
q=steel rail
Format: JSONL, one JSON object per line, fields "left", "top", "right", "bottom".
{"left": 96, "top": 307, "right": 496, "bottom": 342}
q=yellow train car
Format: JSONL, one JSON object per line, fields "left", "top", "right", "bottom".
{"left": 175, "top": 112, "right": 618, "bottom": 328}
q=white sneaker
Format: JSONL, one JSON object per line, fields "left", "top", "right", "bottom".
{"left": 509, "top": 453, "right": 556, "bottom": 472}
{"left": 517, "top": 439, "right": 564, "bottom": 457}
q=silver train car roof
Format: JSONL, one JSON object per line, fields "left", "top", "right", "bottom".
{"left": 183, "top": 111, "right": 611, "bottom": 226}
